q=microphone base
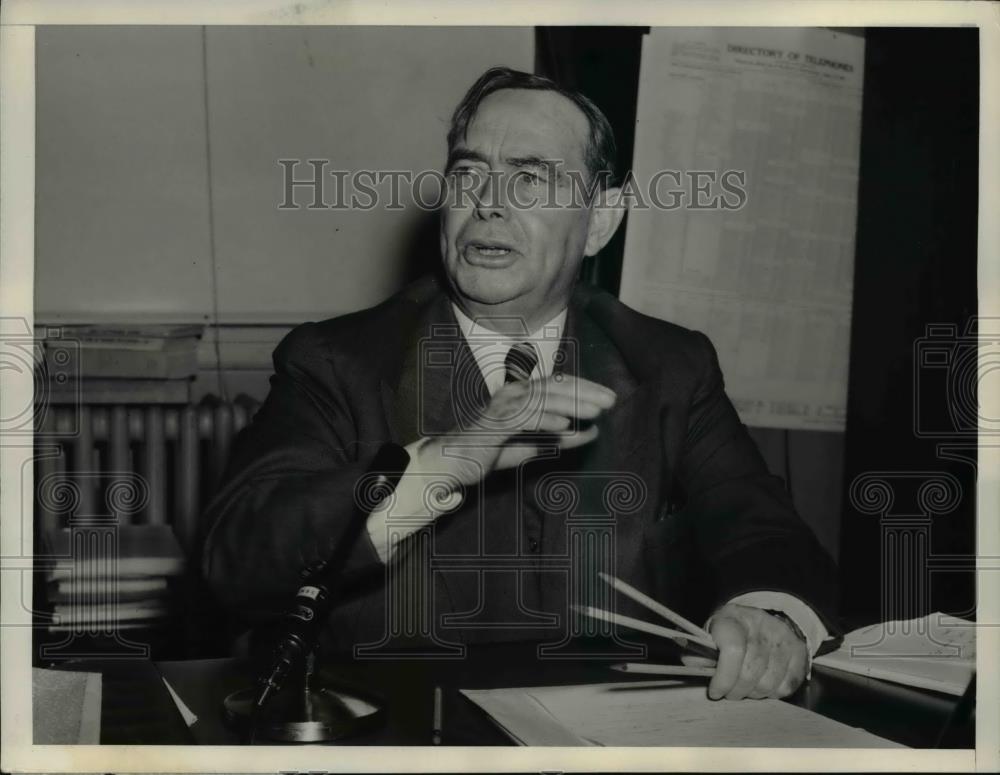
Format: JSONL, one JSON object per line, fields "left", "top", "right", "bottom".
{"left": 223, "top": 681, "right": 384, "bottom": 743}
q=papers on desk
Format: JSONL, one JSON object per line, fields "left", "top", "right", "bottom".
{"left": 32, "top": 668, "right": 102, "bottom": 744}
{"left": 814, "top": 612, "right": 975, "bottom": 696}
{"left": 462, "top": 681, "right": 903, "bottom": 748}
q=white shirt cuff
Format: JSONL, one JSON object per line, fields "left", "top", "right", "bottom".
{"left": 364, "top": 439, "right": 464, "bottom": 563}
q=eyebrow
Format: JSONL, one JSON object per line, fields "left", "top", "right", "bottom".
{"left": 446, "top": 149, "right": 565, "bottom": 176}
{"left": 445, "top": 148, "right": 489, "bottom": 170}
{"left": 506, "top": 155, "right": 560, "bottom": 174}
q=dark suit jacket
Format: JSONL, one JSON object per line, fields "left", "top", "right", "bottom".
{"left": 202, "top": 275, "right": 839, "bottom": 652}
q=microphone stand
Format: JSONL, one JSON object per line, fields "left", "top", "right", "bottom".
{"left": 223, "top": 442, "right": 411, "bottom": 743}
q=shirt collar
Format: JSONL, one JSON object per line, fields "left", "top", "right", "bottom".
{"left": 450, "top": 303, "right": 568, "bottom": 394}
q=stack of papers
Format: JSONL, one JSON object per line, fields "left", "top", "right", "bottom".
{"left": 814, "top": 612, "right": 975, "bottom": 696}
{"left": 462, "top": 681, "right": 903, "bottom": 747}
{"left": 42, "top": 524, "right": 184, "bottom": 631}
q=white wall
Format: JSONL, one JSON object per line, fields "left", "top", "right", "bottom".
{"left": 36, "top": 27, "right": 214, "bottom": 320}
{"left": 35, "top": 26, "right": 535, "bottom": 323}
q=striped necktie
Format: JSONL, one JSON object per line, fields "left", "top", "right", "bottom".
{"left": 504, "top": 341, "right": 540, "bottom": 384}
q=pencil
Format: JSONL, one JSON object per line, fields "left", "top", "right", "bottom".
{"left": 611, "top": 662, "right": 715, "bottom": 678}
{"left": 432, "top": 685, "right": 443, "bottom": 745}
{"left": 573, "top": 604, "right": 719, "bottom": 659}
{"left": 598, "top": 572, "right": 712, "bottom": 640}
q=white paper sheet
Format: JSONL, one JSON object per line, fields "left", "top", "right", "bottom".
{"left": 814, "top": 612, "right": 976, "bottom": 696}
{"left": 32, "top": 668, "right": 102, "bottom": 744}
{"left": 462, "top": 680, "right": 903, "bottom": 747}
{"left": 620, "top": 28, "right": 865, "bottom": 430}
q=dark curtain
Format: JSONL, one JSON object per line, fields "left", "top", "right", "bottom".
{"left": 839, "top": 28, "right": 979, "bottom": 627}
{"left": 535, "top": 27, "right": 647, "bottom": 295}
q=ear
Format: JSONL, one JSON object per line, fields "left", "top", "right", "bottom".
{"left": 583, "top": 187, "right": 626, "bottom": 257}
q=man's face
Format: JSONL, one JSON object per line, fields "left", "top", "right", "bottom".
{"left": 440, "top": 88, "right": 596, "bottom": 328}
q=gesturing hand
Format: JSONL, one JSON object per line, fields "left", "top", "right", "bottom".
{"left": 681, "top": 604, "right": 808, "bottom": 700}
{"left": 417, "top": 374, "right": 616, "bottom": 489}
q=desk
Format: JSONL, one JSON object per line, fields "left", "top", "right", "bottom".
{"left": 61, "top": 638, "right": 969, "bottom": 747}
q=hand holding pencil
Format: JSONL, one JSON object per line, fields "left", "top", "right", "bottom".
{"left": 685, "top": 602, "right": 808, "bottom": 700}
{"left": 582, "top": 573, "right": 808, "bottom": 700}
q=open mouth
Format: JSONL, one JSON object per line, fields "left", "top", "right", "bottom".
{"left": 463, "top": 240, "right": 517, "bottom": 262}
{"left": 471, "top": 246, "right": 511, "bottom": 257}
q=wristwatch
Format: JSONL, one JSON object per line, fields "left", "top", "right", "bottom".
{"left": 765, "top": 609, "right": 807, "bottom": 644}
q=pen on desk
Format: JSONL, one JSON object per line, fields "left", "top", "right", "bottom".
{"left": 611, "top": 662, "right": 715, "bottom": 679}
{"left": 432, "top": 685, "right": 443, "bottom": 745}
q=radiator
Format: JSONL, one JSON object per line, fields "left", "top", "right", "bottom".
{"left": 34, "top": 398, "right": 259, "bottom": 555}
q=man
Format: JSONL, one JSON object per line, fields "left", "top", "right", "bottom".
{"left": 203, "top": 67, "right": 839, "bottom": 701}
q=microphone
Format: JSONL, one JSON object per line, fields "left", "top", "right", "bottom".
{"left": 249, "top": 441, "right": 411, "bottom": 716}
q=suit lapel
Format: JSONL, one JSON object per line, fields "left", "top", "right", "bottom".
{"left": 563, "top": 287, "right": 653, "bottom": 468}
{"left": 380, "top": 291, "right": 490, "bottom": 445}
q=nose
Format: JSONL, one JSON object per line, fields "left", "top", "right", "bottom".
{"left": 474, "top": 169, "right": 507, "bottom": 221}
